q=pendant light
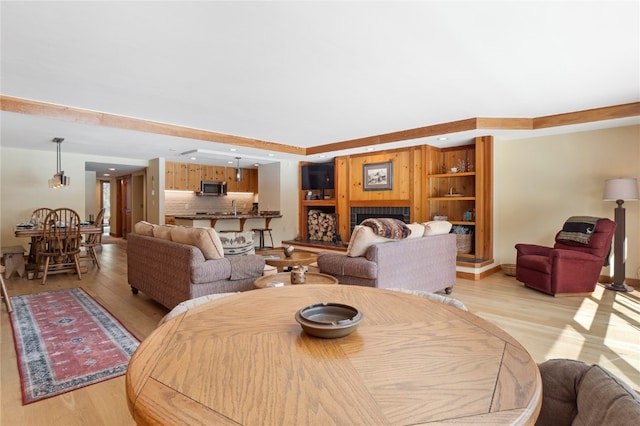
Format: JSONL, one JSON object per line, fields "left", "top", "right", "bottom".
{"left": 49, "top": 137, "right": 70, "bottom": 188}
{"left": 235, "top": 157, "right": 242, "bottom": 182}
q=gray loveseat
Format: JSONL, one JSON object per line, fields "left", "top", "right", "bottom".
{"left": 127, "top": 230, "right": 264, "bottom": 309}
{"left": 317, "top": 232, "right": 457, "bottom": 294}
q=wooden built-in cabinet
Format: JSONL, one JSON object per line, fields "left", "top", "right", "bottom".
{"left": 225, "top": 167, "right": 257, "bottom": 193}
{"left": 165, "top": 161, "right": 258, "bottom": 193}
{"left": 425, "top": 136, "right": 493, "bottom": 262}
{"left": 295, "top": 137, "right": 493, "bottom": 269}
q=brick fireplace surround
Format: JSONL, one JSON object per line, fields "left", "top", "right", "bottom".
{"left": 350, "top": 207, "right": 410, "bottom": 234}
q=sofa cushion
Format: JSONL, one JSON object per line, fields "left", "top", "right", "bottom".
{"left": 170, "top": 226, "right": 224, "bottom": 260}
{"left": 423, "top": 220, "right": 453, "bottom": 236}
{"left": 133, "top": 220, "right": 155, "bottom": 236}
{"left": 346, "top": 225, "right": 392, "bottom": 257}
{"left": 574, "top": 363, "right": 640, "bottom": 424}
{"left": 153, "top": 224, "right": 175, "bottom": 240}
{"left": 536, "top": 359, "right": 640, "bottom": 426}
{"left": 406, "top": 222, "right": 425, "bottom": 239}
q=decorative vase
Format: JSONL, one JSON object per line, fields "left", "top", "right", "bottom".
{"left": 290, "top": 266, "right": 306, "bottom": 284}
{"left": 284, "top": 245, "right": 294, "bottom": 258}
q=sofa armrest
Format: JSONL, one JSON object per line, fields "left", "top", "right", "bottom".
{"left": 515, "top": 243, "right": 552, "bottom": 257}
{"left": 317, "top": 251, "right": 377, "bottom": 280}
{"left": 228, "top": 255, "right": 265, "bottom": 280}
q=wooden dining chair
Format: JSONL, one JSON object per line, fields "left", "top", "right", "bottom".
{"left": 27, "top": 207, "right": 54, "bottom": 264}
{"left": 81, "top": 208, "right": 105, "bottom": 269}
{"left": 39, "top": 208, "right": 83, "bottom": 284}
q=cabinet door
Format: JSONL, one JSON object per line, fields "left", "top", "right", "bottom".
{"left": 226, "top": 167, "right": 238, "bottom": 192}
{"left": 174, "top": 163, "right": 188, "bottom": 190}
{"left": 187, "top": 164, "right": 202, "bottom": 191}
{"left": 201, "top": 165, "right": 215, "bottom": 181}
{"left": 247, "top": 168, "right": 258, "bottom": 193}
{"left": 213, "top": 166, "right": 226, "bottom": 182}
{"left": 165, "top": 161, "right": 176, "bottom": 190}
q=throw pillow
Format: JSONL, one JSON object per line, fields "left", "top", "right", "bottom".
{"left": 406, "top": 222, "right": 425, "bottom": 239}
{"left": 423, "top": 221, "right": 453, "bottom": 236}
{"left": 170, "top": 226, "right": 224, "bottom": 260}
{"left": 153, "top": 224, "right": 175, "bottom": 240}
{"left": 346, "top": 225, "right": 392, "bottom": 257}
{"left": 133, "top": 221, "right": 155, "bottom": 236}
{"left": 218, "top": 231, "right": 256, "bottom": 256}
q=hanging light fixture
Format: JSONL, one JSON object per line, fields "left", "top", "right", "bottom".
{"left": 235, "top": 157, "right": 242, "bottom": 182}
{"left": 49, "top": 137, "right": 70, "bottom": 188}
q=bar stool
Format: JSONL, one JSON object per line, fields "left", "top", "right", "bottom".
{"left": 252, "top": 228, "right": 274, "bottom": 250}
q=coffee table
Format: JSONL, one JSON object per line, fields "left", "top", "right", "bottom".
{"left": 254, "top": 272, "right": 338, "bottom": 288}
{"left": 261, "top": 249, "right": 316, "bottom": 272}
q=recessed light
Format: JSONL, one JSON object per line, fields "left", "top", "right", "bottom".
{"left": 103, "top": 173, "right": 110, "bottom": 177}
{"left": 366, "top": 148, "right": 374, "bottom": 151}
{"left": 319, "top": 155, "right": 326, "bottom": 158}
{"left": 190, "top": 157, "right": 197, "bottom": 160}
{"left": 230, "top": 148, "right": 237, "bottom": 152}
{"left": 268, "top": 153, "right": 274, "bottom": 157}
{"left": 108, "top": 167, "right": 116, "bottom": 171}
{"left": 438, "top": 137, "right": 449, "bottom": 141}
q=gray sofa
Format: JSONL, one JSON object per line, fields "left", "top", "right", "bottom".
{"left": 127, "top": 232, "right": 264, "bottom": 309}
{"left": 317, "top": 233, "right": 457, "bottom": 293}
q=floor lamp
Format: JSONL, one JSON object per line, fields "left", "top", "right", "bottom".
{"left": 603, "top": 178, "right": 639, "bottom": 292}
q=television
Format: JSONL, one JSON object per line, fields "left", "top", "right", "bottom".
{"left": 301, "top": 162, "right": 335, "bottom": 190}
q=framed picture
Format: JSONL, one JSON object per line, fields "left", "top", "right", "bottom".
{"left": 363, "top": 161, "right": 393, "bottom": 191}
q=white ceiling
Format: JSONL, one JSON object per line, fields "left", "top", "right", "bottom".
{"left": 1, "top": 1, "right": 638, "bottom": 177}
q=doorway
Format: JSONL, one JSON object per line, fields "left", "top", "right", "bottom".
{"left": 101, "top": 181, "right": 111, "bottom": 235}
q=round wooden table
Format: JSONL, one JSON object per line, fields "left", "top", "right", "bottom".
{"left": 126, "top": 285, "right": 542, "bottom": 426}
{"left": 253, "top": 271, "right": 338, "bottom": 288}
{"left": 262, "top": 249, "right": 316, "bottom": 272}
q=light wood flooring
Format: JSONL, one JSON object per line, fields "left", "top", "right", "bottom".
{"left": 1, "top": 241, "right": 638, "bottom": 425}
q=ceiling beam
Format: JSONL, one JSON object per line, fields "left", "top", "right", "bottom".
{"left": 2, "top": 95, "right": 638, "bottom": 157}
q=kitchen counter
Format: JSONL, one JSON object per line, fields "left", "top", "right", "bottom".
{"left": 174, "top": 213, "right": 282, "bottom": 231}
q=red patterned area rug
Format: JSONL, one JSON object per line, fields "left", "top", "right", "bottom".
{"left": 9, "top": 287, "right": 140, "bottom": 404}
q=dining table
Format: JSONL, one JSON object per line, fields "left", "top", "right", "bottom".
{"left": 14, "top": 223, "right": 103, "bottom": 278}
{"left": 126, "top": 285, "right": 542, "bottom": 425}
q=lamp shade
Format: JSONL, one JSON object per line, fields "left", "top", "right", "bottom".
{"left": 603, "top": 178, "right": 639, "bottom": 201}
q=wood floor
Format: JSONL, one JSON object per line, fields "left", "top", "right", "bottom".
{"left": 1, "top": 241, "right": 639, "bottom": 425}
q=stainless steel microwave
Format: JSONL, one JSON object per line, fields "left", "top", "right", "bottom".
{"left": 198, "top": 180, "right": 227, "bottom": 196}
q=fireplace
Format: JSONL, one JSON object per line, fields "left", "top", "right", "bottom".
{"left": 350, "top": 207, "right": 410, "bottom": 234}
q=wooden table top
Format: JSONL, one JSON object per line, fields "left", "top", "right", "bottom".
{"left": 126, "top": 285, "right": 541, "bottom": 426}
{"left": 254, "top": 272, "right": 338, "bottom": 288}
{"left": 262, "top": 249, "right": 317, "bottom": 270}
{"left": 15, "top": 224, "right": 102, "bottom": 238}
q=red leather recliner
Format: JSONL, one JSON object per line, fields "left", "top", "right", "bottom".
{"left": 515, "top": 218, "right": 616, "bottom": 296}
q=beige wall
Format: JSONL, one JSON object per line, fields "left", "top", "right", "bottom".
{"left": 494, "top": 125, "right": 640, "bottom": 280}
{"left": 256, "top": 160, "right": 300, "bottom": 246}
{"left": 2, "top": 126, "right": 638, "bottom": 280}
{"left": 0, "top": 147, "right": 147, "bottom": 246}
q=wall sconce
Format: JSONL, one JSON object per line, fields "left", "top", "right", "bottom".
{"left": 48, "top": 137, "right": 70, "bottom": 188}
{"left": 603, "top": 177, "right": 639, "bottom": 292}
{"left": 235, "top": 157, "right": 242, "bottom": 182}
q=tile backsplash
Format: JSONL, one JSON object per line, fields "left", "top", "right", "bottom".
{"left": 165, "top": 191, "right": 256, "bottom": 216}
